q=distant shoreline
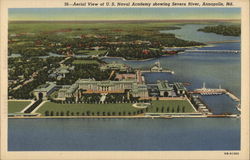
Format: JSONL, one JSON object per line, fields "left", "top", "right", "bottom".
{"left": 9, "top": 19, "right": 241, "bottom": 23}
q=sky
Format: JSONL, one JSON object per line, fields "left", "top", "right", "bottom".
{"left": 9, "top": 8, "right": 240, "bottom": 21}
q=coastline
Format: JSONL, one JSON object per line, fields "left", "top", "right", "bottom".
{"left": 100, "top": 40, "right": 240, "bottom": 62}
{"left": 8, "top": 114, "right": 240, "bottom": 119}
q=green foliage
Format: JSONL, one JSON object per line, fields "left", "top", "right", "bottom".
{"left": 198, "top": 25, "right": 241, "bottom": 36}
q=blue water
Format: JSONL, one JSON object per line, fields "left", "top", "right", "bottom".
{"left": 197, "top": 42, "right": 241, "bottom": 50}
{"left": 202, "top": 95, "right": 239, "bottom": 115}
{"left": 8, "top": 24, "right": 241, "bottom": 151}
{"left": 160, "top": 24, "right": 240, "bottom": 43}
{"left": 103, "top": 48, "right": 241, "bottom": 97}
{"left": 8, "top": 118, "right": 240, "bottom": 151}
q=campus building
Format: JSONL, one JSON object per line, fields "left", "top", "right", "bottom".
{"left": 57, "top": 78, "right": 149, "bottom": 101}
{"left": 157, "top": 80, "right": 187, "bottom": 97}
{"left": 100, "top": 62, "right": 130, "bottom": 72}
{"left": 33, "top": 82, "right": 58, "bottom": 100}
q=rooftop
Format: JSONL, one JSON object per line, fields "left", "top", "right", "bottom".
{"left": 157, "top": 80, "right": 173, "bottom": 91}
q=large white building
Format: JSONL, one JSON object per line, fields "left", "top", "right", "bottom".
{"left": 57, "top": 78, "right": 148, "bottom": 101}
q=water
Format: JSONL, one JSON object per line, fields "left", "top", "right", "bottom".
{"left": 8, "top": 118, "right": 240, "bottom": 151}
{"left": 202, "top": 95, "right": 239, "bottom": 115}
{"left": 8, "top": 24, "right": 241, "bottom": 151}
{"left": 103, "top": 48, "right": 241, "bottom": 97}
{"left": 160, "top": 24, "right": 240, "bottom": 43}
{"left": 8, "top": 53, "right": 21, "bottom": 58}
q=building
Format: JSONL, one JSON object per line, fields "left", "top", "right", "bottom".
{"left": 33, "top": 82, "right": 57, "bottom": 100}
{"left": 49, "top": 65, "right": 74, "bottom": 80}
{"left": 173, "top": 82, "right": 186, "bottom": 96}
{"left": 56, "top": 78, "right": 149, "bottom": 101}
{"left": 100, "top": 62, "right": 130, "bottom": 72}
{"left": 157, "top": 80, "right": 175, "bottom": 97}
{"left": 150, "top": 61, "right": 163, "bottom": 72}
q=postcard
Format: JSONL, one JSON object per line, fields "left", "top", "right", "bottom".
{"left": 0, "top": 0, "right": 249, "bottom": 159}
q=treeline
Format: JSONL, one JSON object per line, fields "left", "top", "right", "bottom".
{"left": 56, "top": 63, "right": 111, "bottom": 85}
{"left": 108, "top": 47, "right": 162, "bottom": 60}
{"left": 197, "top": 25, "right": 241, "bottom": 36}
{"left": 44, "top": 109, "right": 145, "bottom": 116}
{"left": 43, "top": 105, "right": 187, "bottom": 117}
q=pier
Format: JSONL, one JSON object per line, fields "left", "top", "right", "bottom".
{"left": 185, "top": 50, "right": 240, "bottom": 54}
{"left": 191, "top": 88, "right": 240, "bottom": 102}
{"left": 140, "top": 69, "right": 174, "bottom": 74}
{"left": 191, "top": 83, "right": 240, "bottom": 102}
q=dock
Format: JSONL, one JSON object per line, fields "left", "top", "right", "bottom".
{"left": 140, "top": 69, "right": 174, "bottom": 74}
{"left": 190, "top": 83, "right": 241, "bottom": 113}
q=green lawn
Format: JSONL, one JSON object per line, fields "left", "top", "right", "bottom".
{"left": 149, "top": 100, "right": 196, "bottom": 113}
{"left": 72, "top": 59, "right": 100, "bottom": 65}
{"left": 37, "top": 99, "right": 196, "bottom": 116}
{"left": 8, "top": 101, "right": 31, "bottom": 113}
{"left": 37, "top": 102, "right": 140, "bottom": 116}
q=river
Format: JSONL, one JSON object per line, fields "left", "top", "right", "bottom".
{"left": 8, "top": 23, "right": 241, "bottom": 151}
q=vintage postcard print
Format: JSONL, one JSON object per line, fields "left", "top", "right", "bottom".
{"left": 0, "top": 0, "right": 249, "bottom": 159}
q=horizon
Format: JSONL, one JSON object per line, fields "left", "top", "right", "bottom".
{"left": 9, "top": 19, "right": 241, "bottom": 22}
{"left": 9, "top": 8, "right": 241, "bottom": 21}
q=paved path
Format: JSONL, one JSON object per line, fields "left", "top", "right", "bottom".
{"left": 31, "top": 101, "right": 47, "bottom": 113}
{"left": 20, "top": 100, "right": 35, "bottom": 113}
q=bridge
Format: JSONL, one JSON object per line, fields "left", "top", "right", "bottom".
{"left": 185, "top": 50, "right": 240, "bottom": 54}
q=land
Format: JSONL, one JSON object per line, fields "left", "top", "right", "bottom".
{"left": 8, "top": 20, "right": 241, "bottom": 119}
{"left": 198, "top": 25, "right": 241, "bottom": 36}
{"left": 8, "top": 99, "right": 196, "bottom": 118}
{"left": 8, "top": 21, "right": 204, "bottom": 60}
{"left": 8, "top": 101, "right": 31, "bottom": 113}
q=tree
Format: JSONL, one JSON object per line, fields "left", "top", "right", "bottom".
{"left": 172, "top": 108, "right": 174, "bottom": 113}
{"left": 182, "top": 106, "right": 185, "bottom": 112}
{"left": 167, "top": 107, "right": 170, "bottom": 113}
{"left": 60, "top": 111, "right": 64, "bottom": 116}
{"left": 161, "top": 106, "right": 164, "bottom": 113}
{"left": 86, "top": 111, "right": 90, "bottom": 116}
{"left": 177, "top": 106, "right": 180, "bottom": 113}
{"left": 50, "top": 111, "right": 54, "bottom": 116}
{"left": 45, "top": 110, "right": 49, "bottom": 116}
{"left": 156, "top": 107, "right": 159, "bottom": 112}
{"left": 66, "top": 110, "right": 70, "bottom": 116}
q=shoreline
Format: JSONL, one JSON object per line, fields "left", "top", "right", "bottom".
{"left": 101, "top": 40, "right": 240, "bottom": 62}
{"left": 8, "top": 114, "right": 240, "bottom": 119}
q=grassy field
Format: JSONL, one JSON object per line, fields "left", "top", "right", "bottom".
{"left": 150, "top": 100, "right": 196, "bottom": 113}
{"left": 37, "top": 102, "right": 140, "bottom": 116}
{"left": 8, "top": 101, "right": 31, "bottom": 113}
{"left": 37, "top": 99, "right": 196, "bottom": 116}
{"left": 72, "top": 59, "right": 100, "bottom": 65}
